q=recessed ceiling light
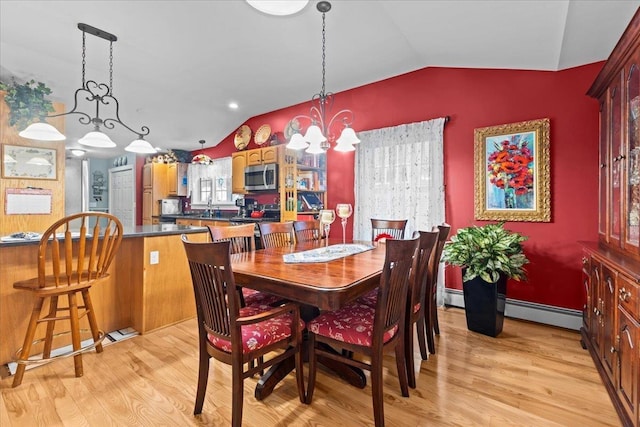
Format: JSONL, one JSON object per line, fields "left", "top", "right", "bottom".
{"left": 246, "top": 0, "right": 309, "bottom": 16}
{"left": 228, "top": 102, "right": 239, "bottom": 110}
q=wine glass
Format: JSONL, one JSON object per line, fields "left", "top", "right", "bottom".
{"left": 319, "top": 209, "right": 336, "bottom": 247}
{"left": 336, "top": 203, "right": 353, "bottom": 245}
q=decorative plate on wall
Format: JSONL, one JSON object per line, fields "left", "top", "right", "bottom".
{"left": 234, "top": 125, "right": 251, "bottom": 150}
{"left": 254, "top": 124, "right": 271, "bottom": 146}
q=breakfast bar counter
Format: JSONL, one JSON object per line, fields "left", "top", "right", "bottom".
{"left": 0, "top": 224, "right": 209, "bottom": 368}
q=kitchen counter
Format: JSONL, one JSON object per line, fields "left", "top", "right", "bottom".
{"left": 0, "top": 224, "right": 207, "bottom": 247}
{"left": 0, "top": 224, "right": 209, "bottom": 367}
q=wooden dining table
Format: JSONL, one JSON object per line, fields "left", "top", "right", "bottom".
{"left": 230, "top": 239, "right": 387, "bottom": 400}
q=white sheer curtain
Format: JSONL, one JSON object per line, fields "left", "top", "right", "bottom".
{"left": 354, "top": 117, "right": 446, "bottom": 304}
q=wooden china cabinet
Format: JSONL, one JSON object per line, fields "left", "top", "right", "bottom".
{"left": 582, "top": 9, "right": 640, "bottom": 427}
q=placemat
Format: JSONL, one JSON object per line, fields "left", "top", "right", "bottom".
{"left": 283, "top": 243, "right": 375, "bottom": 264}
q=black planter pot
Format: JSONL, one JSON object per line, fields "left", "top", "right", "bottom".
{"left": 462, "top": 273, "right": 508, "bottom": 337}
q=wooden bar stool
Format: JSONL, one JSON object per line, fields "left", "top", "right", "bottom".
{"left": 12, "top": 212, "right": 123, "bottom": 387}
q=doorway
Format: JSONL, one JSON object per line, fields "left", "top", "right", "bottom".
{"left": 109, "top": 166, "right": 135, "bottom": 228}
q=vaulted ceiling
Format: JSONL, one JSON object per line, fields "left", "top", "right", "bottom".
{"left": 1, "top": 1, "right": 638, "bottom": 157}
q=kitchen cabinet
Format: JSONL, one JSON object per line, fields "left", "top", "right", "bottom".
{"left": 246, "top": 146, "right": 278, "bottom": 166}
{"left": 176, "top": 218, "right": 202, "bottom": 227}
{"left": 582, "top": 11, "right": 640, "bottom": 426}
{"left": 168, "top": 162, "right": 188, "bottom": 196}
{"left": 142, "top": 163, "right": 169, "bottom": 225}
{"left": 142, "top": 189, "right": 153, "bottom": 224}
{"left": 232, "top": 151, "right": 247, "bottom": 194}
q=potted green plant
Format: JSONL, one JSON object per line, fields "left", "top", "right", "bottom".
{"left": 442, "top": 222, "right": 529, "bottom": 337}
{"left": 0, "top": 79, "right": 55, "bottom": 130}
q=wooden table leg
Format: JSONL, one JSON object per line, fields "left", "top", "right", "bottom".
{"left": 317, "top": 344, "right": 367, "bottom": 388}
{"left": 255, "top": 356, "right": 295, "bottom": 400}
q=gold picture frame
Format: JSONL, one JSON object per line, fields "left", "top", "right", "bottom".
{"left": 2, "top": 144, "right": 57, "bottom": 180}
{"left": 474, "top": 118, "right": 550, "bottom": 222}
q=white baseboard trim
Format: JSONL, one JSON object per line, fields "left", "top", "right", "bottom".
{"left": 444, "top": 288, "right": 582, "bottom": 331}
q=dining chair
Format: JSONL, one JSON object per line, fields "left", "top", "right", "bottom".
{"left": 181, "top": 236, "right": 306, "bottom": 427}
{"left": 370, "top": 218, "right": 408, "bottom": 241}
{"left": 293, "top": 219, "right": 323, "bottom": 242}
{"left": 424, "top": 223, "right": 451, "bottom": 354}
{"left": 405, "top": 230, "right": 439, "bottom": 387}
{"left": 258, "top": 221, "right": 296, "bottom": 248}
{"left": 356, "top": 230, "right": 438, "bottom": 387}
{"left": 11, "top": 212, "right": 123, "bottom": 387}
{"left": 207, "top": 224, "right": 281, "bottom": 307}
{"left": 306, "top": 237, "right": 419, "bottom": 427}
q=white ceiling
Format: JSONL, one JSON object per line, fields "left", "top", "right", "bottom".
{"left": 1, "top": 1, "right": 638, "bottom": 158}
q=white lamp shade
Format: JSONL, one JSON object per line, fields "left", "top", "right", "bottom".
{"left": 305, "top": 140, "right": 325, "bottom": 154}
{"left": 125, "top": 138, "right": 157, "bottom": 154}
{"left": 334, "top": 140, "right": 355, "bottom": 152}
{"left": 70, "top": 149, "right": 86, "bottom": 157}
{"left": 78, "top": 131, "right": 116, "bottom": 148}
{"left": 337, "top": 127, "right": 360, "bottom": 145}
{"left": 286, "top": 132, "right": 309, "bottom": 150}
{"left": 303, "top": 124, "right": 327, "bottom": 145}
{"left": 19, "top": 122, "right": 66, "bottom": 141}
{"left": 246, "top": 0, "right": 309, "bottom": 16}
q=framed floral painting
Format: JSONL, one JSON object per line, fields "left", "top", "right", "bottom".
{"left": 474, "top": 118, "right": 550, "bottom": 222}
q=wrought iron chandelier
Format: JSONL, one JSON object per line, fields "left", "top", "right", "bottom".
{"left": 19, "top": 23, "right": 155, "bottom": 154}
{"left": 286, "top": 1, "right": 360, "bottom": 154}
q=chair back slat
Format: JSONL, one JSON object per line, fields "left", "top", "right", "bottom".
{"left": 428, "top": 224, "right": 451, "bottom": 294}
{"left": 371, "top": 219, "right": 408, "bottom": 241}
{"left": 182, "top": 237, "right": 241, "bottom": 342}
{"left": 409, "top": 230, "right": 439, "bottom": 313}
{"left": 294, "top": 220, "right": 322, "bottom": 242}
{"left": 100, "top": 217, "right": 122, "bottom": 276}
{"left": 375, "top": 237, "right": 418, "bottom": 338}
{"left": 36, "top": 213, "right": 123, "bottom": 289}
{"left": 208, "top": 224, "right": 256, "bottom": 254}
{"left": 258, "top": 222, "right": 296, "bottom": 248}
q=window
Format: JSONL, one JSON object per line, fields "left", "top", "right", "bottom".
{"left": 188, "top": 157, "right": 234, "bottom": 206}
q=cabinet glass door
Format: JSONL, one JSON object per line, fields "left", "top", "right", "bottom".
{"left": 599, "top": 100, "right": 608, "bottom": 239}
{"left": 610, "top": 80, "right": 623, "bottom": 246}
{"left": 626, "top": 62, "right": 639, "bottom": 249}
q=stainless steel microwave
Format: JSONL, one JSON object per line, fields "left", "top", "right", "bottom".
{"left": 244, "top": 164, "right": 278, "bottom": 191}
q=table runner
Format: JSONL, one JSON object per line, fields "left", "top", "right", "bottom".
{"left": 283, "top": 243, "right": 375, "bottom": 263}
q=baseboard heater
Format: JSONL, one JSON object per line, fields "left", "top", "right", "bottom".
{"left": 444, "top": 288, "right": 582, "bottom": 331}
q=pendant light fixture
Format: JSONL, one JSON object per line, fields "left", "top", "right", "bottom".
{"left": 286, "top": 1, "right": 359, "bottom": 154}
{"left": 19, "top": 23, "right": 153, "bottom": 153}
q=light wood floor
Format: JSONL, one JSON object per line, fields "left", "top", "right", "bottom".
{"left": 0, "top": 307, "right": 619, "bottom": 426}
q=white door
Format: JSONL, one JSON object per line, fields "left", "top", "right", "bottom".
{"left": 109, "top": 166, "right": 135, "bottom": 228}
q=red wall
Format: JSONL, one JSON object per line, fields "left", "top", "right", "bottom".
{"left": 167, "top": 63, "right": 603, "bottom": 311}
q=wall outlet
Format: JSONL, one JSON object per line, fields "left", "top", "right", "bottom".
{"left": 150, "top": 251, "right": 159, "bottom": 265}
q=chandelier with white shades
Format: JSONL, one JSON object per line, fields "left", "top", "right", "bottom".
{"left": 19, "top": 23, "right": 155, "bottom": 154}
{"left": 285, "top": 1, "right": 360, "bottom": 154}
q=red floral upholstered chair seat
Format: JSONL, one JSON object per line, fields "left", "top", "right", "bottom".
{"left": 307, "top": 302, "right": 398, "bottom": 347}
{"left": 242, "top": 288, "right": 283, "bottom": 307}
{"left": 357, "top": 288, "right": 421, "bottom": 314}
{"left": 209, "top": 304, "right": 305, "bottom": 353}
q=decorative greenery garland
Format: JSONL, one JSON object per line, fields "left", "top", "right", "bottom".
{"left": 0, "top": 79, "right": 55, "bottom": 130}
